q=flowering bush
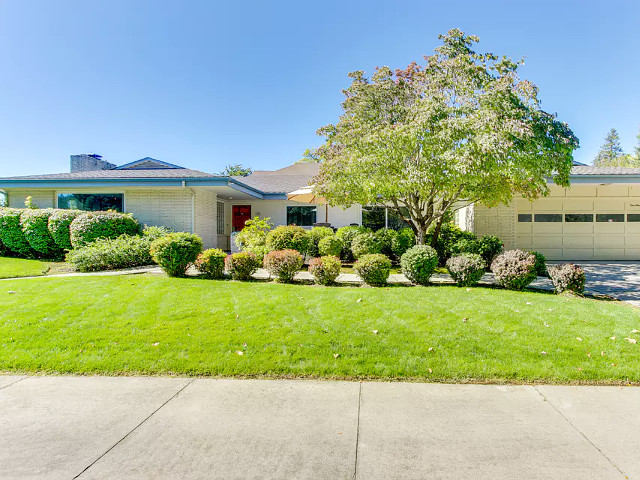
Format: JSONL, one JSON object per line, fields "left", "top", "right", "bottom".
{"left": 446, "top": 253, "right": 486, "bottom": 287}
{"left": 263, "top": 249, "right": 303, "bottom": 283}
{"left": 354, "top": 253, "right": 392, "bottom": 286}
{"left": 48, "top": 210, "right": 83, "bottom": 251}
{"left": 70, "top": 211, "right": 140, "bottom": 248}
{"left": 66, "top": 234, "right": 154, "bottom": 272}
{"left": 491, "top": 249, "right": 537, "bottom": 290}
{"left": 391, "top": 228, "right": 415, "bottom": 259}
{"left": 225, "top": 251, "right": 261, "bottom": 281}
{"left": 195, "top": 248, "right": 227, "bottom": 279}
{"left": 306, "top": 226, "right": 335, "bottom": 257}
{"left": 150, "top": 232, "right": 203, "bottom": 277}
{"left": 265, "top": 225, "right": 309, "bottom": 254}
{"left": 308, "top": 255, "right": 342, "bottom": 285}
{"left": 548, "top": 263, "right": 586, "bottom": 294}
{"left": 0, "top": 208, "right": 33, "bottom": 257}
{"left": 318, "top": 235, "right": 343, "bottom": 257}
{"left": 335, "top": 225, "right": 371, "bottom": 261}
{"left": 20, "top": 209, "right": 62, "bottom": 258}
{"left": 351, "top": 232, "right": 381, "bottom": 259}
{"left": 400, "top": 245, "right": 439, "bottom": 285}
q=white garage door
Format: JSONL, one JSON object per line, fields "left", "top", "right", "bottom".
{"left": 515, "top": 184, "right": 640, "bottom": 260}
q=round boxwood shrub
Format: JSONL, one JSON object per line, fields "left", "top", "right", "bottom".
{"left": 478, "top": 235, "right": 503, "bottom": 266}
{"left": 70, "top": 212, "right": 141, "bottom": 248}
{"left": 375, "top": 228, "right": 398, "bottom": 257}
{"left": 335, "top": 225, "right": 371, "bottom": 261}
{"left": 263, "top": 249, "right": 303, "bottom": 283}
{"left": 400, "top": 244, "right": 439, "bottom": 285}
{"left": 0, "top": 208, "right": 33, "bottom": 257}
{"left": 354, "top": 253, "right": 392, "bottom": 286}
{"left": 20, "top": 209, "right": 62, "bottom": 258}
{"left": 265, "top": 225, "right": 309, "bottom": 254}
{"left": 150, "top": 232, "right": 203, "bottom": 277}
{"left": 491, "top": 249, "right": 537, "bottom": 290}
{"left": 195, "top": 248, "right": 227, "bottom": 279}
{"left": 318, "top": 235, "right": 343, "bottom": 257}
{"left": 308, "top": 255, "right": 342, "bottom": 285}
{"left": 351, "top": 232, "right": 381, "bottom": 260}
{"left": 529, "top": 251, "right": 548, "bottom": 277}
{"left": 446, "top": 253, "right": 486, "bottom": 287}
{"left": 66, "top": 234, "right": 154, "bottom": 272}
{"left": 225, "top": 251, "right": 261, "bottom": 281}
{"left": 391, "top": 228, "right": 415, "bottom": 259}
{"left": 306, "top": 226, "right": 334, "bottom": 257}
{"left": 48, "top": 210, "right": 83, "bottom": 251}
{"left": 547, "top": 263, "right": 586, "bottom": 294}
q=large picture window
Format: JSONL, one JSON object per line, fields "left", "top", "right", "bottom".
{"left": 57, "top": 193, "right": 124, "bottom": 212}
{"left": 287, "top": 206, "right": 316, "bottom": 226}
{"left": 362, "top": 206, "right": 411, "bottom": 230}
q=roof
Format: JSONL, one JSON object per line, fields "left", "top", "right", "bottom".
{"left": 115, "top": 157, "right": 185, "bottom": 170}
{"left": 0, "top": 168, "right": 218, "bottom": 180}
{"left": 232, "top": 162, "right": 319, "bottom": 194}
{"left": 571, "top": 166, "right": 640, "bottom": 175}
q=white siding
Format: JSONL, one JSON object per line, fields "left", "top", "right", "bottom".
{"left": 125, "top": 188, "right": 193, "bottom": 234}
{"left": 8, "top": 190, "right": 55, "bottom": 209}
{"left": 192, "top": 188, "right": 217, "bottom": 248}
{"left": 473, "top": 202, "right": 517, "bottom": 249}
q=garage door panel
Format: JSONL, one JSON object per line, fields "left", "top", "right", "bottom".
{"left": 566, "top": 236, "right": 594, "bottom": 247}
{"left": 597, "top": 185, "right": 629, "bottom": 197}
{"left": 516, "top": 235, "right": 532, "bottom": 249}
{"left": 532, "top": 235, "right": 563, "bottom": 248}
{"left": 536, "top": 248, "right": 563, "bottom": 260}
{"left": 594, "top": 234, "right": 625, "bottom": 247}
{"left": 563, "top": 199, "right": 592, "bottom": 210}
{"left": 625, "top": 235, "right": 640, "bottom": 247}
{"left": 531, "top": 198, "right": 563, "bottom": 211}
{"left": 625, "top": 200, "right": 640, "bottom": 211}
{"left": 627, "top": 224, "right": 640, "bottom": 234}
{"left": 566, "top": 185, "right": 597, "bottom": 197}
{"left": 516, "top": 223, "right": 532, "bottom": 234}
{"left": 594, "top": 223, "right": 625, "bottom": 234}
{"left": 625, "top": 249, "right": 640, "bottom": 259}
{"left": 594, "top": 199, "right": 625, "bottom": 211}
{"left": 563, "top": 248, "right": 594, "bottom": 260}
{"left": 515, "top": 198, "right": 533, "bottom": 211}
{"left": 532, "top": 224, "right": 562, "bottom": 234}
{"left": 594, "top": 249, "right": 626, "bottom": 260}
{"left": 562, "top": 223, "right": 593, "bottom": 234}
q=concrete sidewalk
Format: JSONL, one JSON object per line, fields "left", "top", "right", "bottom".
{"left": 0, "top": 376, "right": 637, "bottom": 479}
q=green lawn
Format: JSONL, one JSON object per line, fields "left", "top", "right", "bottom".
{"left": 1, "top": 275, "right": 639, "bottom": 383}
{"left": 0, "top": 257, "right": 52, "bottom": 279}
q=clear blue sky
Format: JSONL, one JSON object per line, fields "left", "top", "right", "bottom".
{"left": 0, "top": 0, "right": 638, "bottom": 176}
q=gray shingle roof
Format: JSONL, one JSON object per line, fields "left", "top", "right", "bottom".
{"left": 0, "top": 168, "right": 219, "bottom": 180}
{"left": 232, "top": 163, "right": 320, "bottom": 193}
{"left": 571, "top": 166, "right": 640, "bottom": 175}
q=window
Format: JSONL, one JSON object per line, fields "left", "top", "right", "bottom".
{"left": 518, "top": 214, "right": 532, "bottom": 222}
{"left": 217, "top": 202, "right": 225, "bottom": 235}
{"left": 534, "top": 214, "right": 562, "bottom": 222}
{"left": 628, "top": 214, "right": 640, "bottom": 222}
{"left": 57, "top": 193, "right": 123, "bottom": 212}
{"left": 596, "top": 214, "right": 624, "bottom": 223}
{"left": 287, "top": 206, "right": 316, "bottom": 226}
{"left": 565, "top": 214, "right": 593, "bottom": 223}
{"left": 362, "top": 206, "right": 411, "bottom": 230}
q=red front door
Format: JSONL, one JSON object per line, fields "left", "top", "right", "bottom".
{"left": 232, "top": 205, "right": 251, "bottom": 231}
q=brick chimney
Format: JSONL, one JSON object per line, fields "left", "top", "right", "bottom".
{"left": 70, "top": 154, "right": 116, "bottom": 173}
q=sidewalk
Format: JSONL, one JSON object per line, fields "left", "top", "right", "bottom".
{"left": 0, "top": 375, "right": 636, "bottom": 479}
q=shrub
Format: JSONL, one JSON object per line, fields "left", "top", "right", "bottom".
{"left": 430, "top": 222, "right": 476, "bottom": 265}
{"left": 70, "top": 212, "right": 140, "bottom": 248}
{"left": 0, "top": 208, "right": 33, "bottom": 257}
{"left": 66, "top": 234, "right": 154, "bottom": 272}
{"left": 48, "top": 210, "right": 83, "bottom": 251}
{"left": 235, "top": 216, "right": 272, "bottom": 250}
{"left": 491, "top": 249, "right": 537, "bottom": 290}
{"left": 400, "top": 245, "right": 439, "bottom": 285}
{"left": 391, "top": 228, "right": 415, "bottom": 259}
{"left": 548, "top": 263, "right": 586, "bottom": 294}
{"left": 375, "top": 228, "right": 398, "bottom": 257}
{"left": 20, "top": 209, "right": 62, "bottom": 258}
{"left": 142, "top": 225, "right": 173, "bottom": 241}
{"left": 306, "top": 226, "right": 335, "bottom": 257}
{"left": 446, "top": 253, "right": 486, "bottom": 287}
{"left": 265, "top": 225, "right": 309, "bottom": 254}
{"left": 529, "top": 251, "right": 548, "bottom": 277}
{"left": 263, "top": 249, "right": 303, "bottom": 283}
{"left": 318, "top": 235, "right": 343, "bottom": 257}
{"left": 195, "top": 248, "right": 227, "bottom": 279}
{"left": 150, "top": 232, "right": 203, "bottom": 277}
{"left": 244, "top": 244, "right": 270, "bottom": 262}
{"left": 225, "top": 251, "right": 261, "bottom": 281}
{"left": 478, "top": 235, "right": 503, "bottom": 266}
{"left": 450, "top": 238, "right": 481, "bottom": 257}
{"left": 308, "top": 255, "right": 342, "bottom": 285}
{"left": 354, "top": 253, "right": 392, "bottom": 286}
{"left": 351, "top": 232, "right": 381, "bottom": 259}
{"left": 335, "top": 225, "right": 371, "bottom": 261}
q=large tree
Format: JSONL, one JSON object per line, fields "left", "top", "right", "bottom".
{"left": 594, "top": 129, "right": 625, "bottom": 166}
{"left": 310, "top": 29, "right": 579, "bottom": 244}
{"left": 221, "top": 164, "right": 252, "bottom": 176}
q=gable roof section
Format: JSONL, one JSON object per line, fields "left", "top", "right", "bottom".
{"left": 115, "top": 157, "right": 185, "bottom": 170}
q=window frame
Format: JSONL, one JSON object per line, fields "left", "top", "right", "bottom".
{"left": 56, "top": 192, "right": 125, "bottom": 212}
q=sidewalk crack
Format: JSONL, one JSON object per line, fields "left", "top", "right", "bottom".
{"left": 0, "top": 376, "right": 27, "bottom": 391}
{"left": 353, "top": 381, "right": 363, "bottom": 480}
{"left": 73, "top": 378, "right": 196, "bottom": 479}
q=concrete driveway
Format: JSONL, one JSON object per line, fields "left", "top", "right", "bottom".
{"left": 0, "top": 376, "right": 637, "bottom": 479}
{"left": 578, "top": 262, "right": 640, "bottom": 307}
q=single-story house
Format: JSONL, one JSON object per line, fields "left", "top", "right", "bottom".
{"left": 1, "top": 153, "right": 640, "bottom": 260}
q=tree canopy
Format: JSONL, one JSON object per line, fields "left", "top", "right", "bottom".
{"left": 310, "top": 29, "right": 579, "bottom": 244}
{"left": 222, "top": 164, "right": 252, "bottom": 176}
{"left": 593, "top": 128, "right": 640, "bottom": 167}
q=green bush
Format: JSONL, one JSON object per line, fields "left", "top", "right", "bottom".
{"left": 265, "top": 225, "right": 309, "bottom": 254}
{"left": 20, "top": 209, "right": 62, "bottom": 258}
{"left": 351, "top": 232, "right": 381, "bottom": 259}
{"left": 400, "top": 245, "right": 439, "bottom": 285}
{"left": 70, "top": 212, "right": 140, "bottom": 248}
{"left": 391, "top": 228, "right": 415, "bottom": 259}
{"left": 547, "top": 263, "right": 586, "bottom": 294}
{"left": 529, "top": 251, "right": 548, "bottom": 277}
{"left": 263, "top": 249, "right": 303, "bottom": 283}
{"left": 478, "top": 235, "right": 503, "bottom": 266}
{"left": 235, "top": 216, "right": 272, "bottom": 250}
{"left": 335, "top": 225, "right": 371, "bottom": 261}
{"left": 450, "top": 238, "right": 481, "bottom": 257}
{"left": 0, "top": 208, "right": 33, "bottom": 257}
{"left": 446, "top": 253, "right": 486, "bottom": 287}
{"left": 48, "top": 210, "right": 83, "bottom": 251}
{"left": 308, "top": 255, "right": 342, "bottom": 285}
{"left": 491, "top": 249, "right": 537, "bottom": 290}
{"left": 375, "top": 228, "right": 398, "bottom": 258}
{"left": 430, "top": 222, "right": 476, "bottom": 265}
{"left": 195, "top": 248, "right": 227, "bottom": 279}
{"left": 318, "top": 235, "right": 343, "bottom": 257}
{"left": 66, "top": 234, "right": 154, "bottom": 272}
{"left": 243, "top": 244, "right": 270, "bottom": 262}
{"left": 354, "top": 253, "right": 392, "bottom": 286}
{"left": 142, "top": 225, "right": 173, "bottom": 241}
{"left": 150, "top": 232, "right": 203, "bottom": 277}
{"left": 306, "top": 226, "right": 335, "bottom": 257}
{"left": 225, "top": 251, "right": 261, "bottom": 281}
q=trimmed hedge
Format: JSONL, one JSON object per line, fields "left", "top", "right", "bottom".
{"left": 48, "top": 210, "right": 83, "bottom": 250}
{"left": 195, "top": 248, "right": 227, "bottom": 279}
{"left": 491, "top": 249, "right": 537, "bottom": 291}
{"left": 266, "top": 225, "right": 309, "bottom": 254}
{"left": 225, "top": 251, "right": 261, "bottom": 281}
{"left": 66, "top": 234, "right": 154, "bottom": 272}
{"left": 70, "top": 212, "right": 140, "bottom": 248}
{"left": 400, "top": 245, "right": 439, "bottom": 285}
{"left": 530, "top": 251, "right": 548, "bottom": 277}
{"left": 0, "top": 208, "right": 33, "bottom": 257}
{"left": 306, "top": 226, "right": 335, "bottom": 258}
{"left": 375, "top": 228, "right": 397, "bottom": 258}
{"left": 308, "top": 255, "right": 342, "bottom": 285}
{"left": 318, "top": 235, "right": 343, "bottom": 257}
{"left": 354, "top": 253, "right": 392, "bottom": 286}
{"left": 263, "top": 249, "right": 304, "bottom": 283}
{"left": 446, "top": 253, "right": 486, "bottom": 287}
{"left": 20, "top": 209, "right": 62, "bottom": 258}
{"left": 150, "top": 232, "right": 203, "bottom": 277}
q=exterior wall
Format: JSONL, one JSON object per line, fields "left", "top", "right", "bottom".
{"left": 192, "top": 188, "right": 217, "bottom": 249}
{"left": 7, "top": 190, "right": 55, "bottom": 209}
{"left": 473, "top": 202, "right": 517, "bottom": 249}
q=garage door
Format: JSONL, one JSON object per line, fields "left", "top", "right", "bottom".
{"left": 515, "top": 184, "right": 640, "bottom": 260}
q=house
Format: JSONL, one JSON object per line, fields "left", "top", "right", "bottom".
{"left": 1, "top": 154, "right": 639, "bottom": 260}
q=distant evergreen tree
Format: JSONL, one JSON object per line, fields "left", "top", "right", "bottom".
{"left": 594, "top": 129, "right": 624, "bottom": 166}
{"left": 221, "top": 164, "right": 252, "bottom": 176}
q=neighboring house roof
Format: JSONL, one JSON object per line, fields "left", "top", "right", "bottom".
{"left": 115, "top": 157, "right": 186, "bottom": 170}
{"left": 571, "top": 166, "right": 640, "bottom": 175}
{"left": 234, "top": 162, "right": 320, "bottom": 194}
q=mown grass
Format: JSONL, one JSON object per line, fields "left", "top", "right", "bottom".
{"left": 0, "top": 257, "right": 51, "bottom": 279}
{"left": 1, "top": 274, "right": 639, "bottom": 383}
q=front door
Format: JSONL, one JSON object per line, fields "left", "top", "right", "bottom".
{"left": 232, "top": 205, "right": 251, "bottom": 231}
